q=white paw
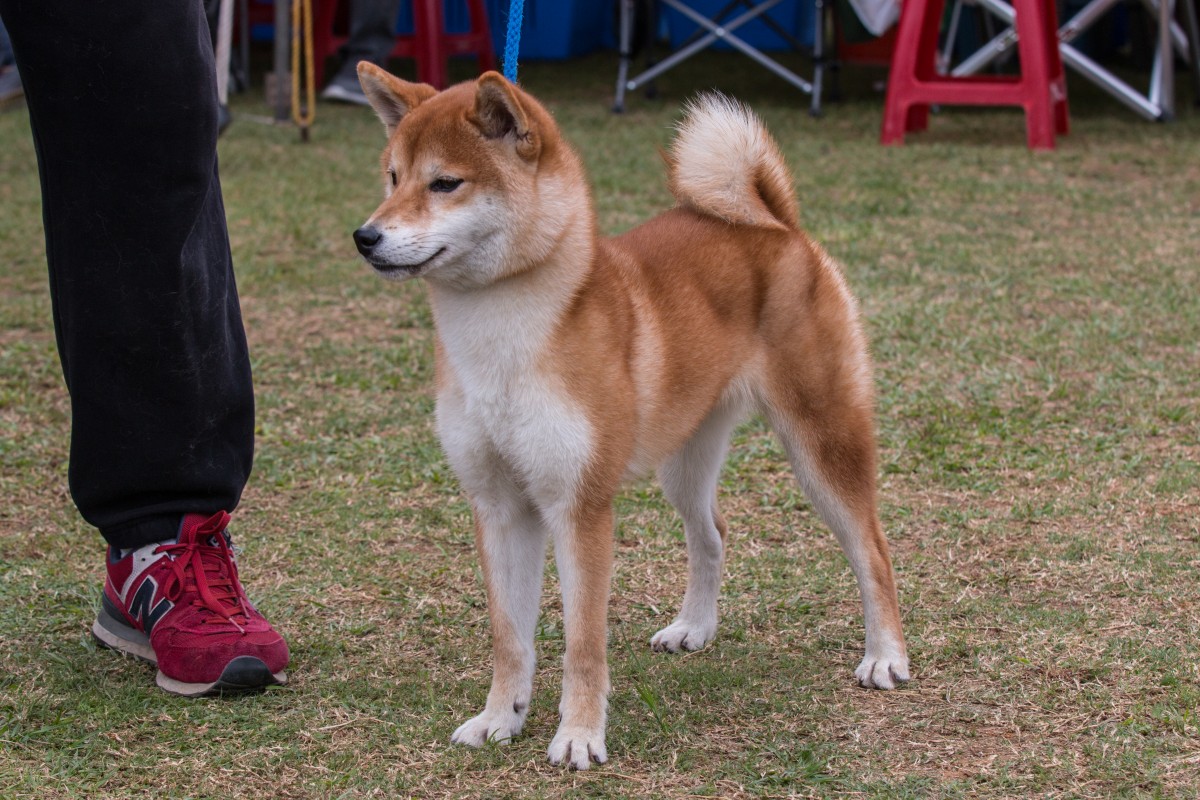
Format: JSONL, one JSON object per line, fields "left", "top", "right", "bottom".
{"left": 547, "top": 724, "right": 607, "bottom": 770}
{"left": 650, "top": 618, "right": 716, "bottom": 653}
{"left": 855, "top": 651, "right": 910, "bottom": 690}
{"left": 450, "top": 704, "right": 527, "bottom": 748}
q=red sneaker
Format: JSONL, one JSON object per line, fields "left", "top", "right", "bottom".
{"left": 92, "top": 511, "right": 289, "bottom": 696}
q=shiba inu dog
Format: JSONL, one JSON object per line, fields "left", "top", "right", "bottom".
{"left": 353, "top": 64, "right": 909, "bottom": 770}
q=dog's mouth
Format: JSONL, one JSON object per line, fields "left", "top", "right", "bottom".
{"left": 371, "top": 247, "right": 446, "bottom": 276}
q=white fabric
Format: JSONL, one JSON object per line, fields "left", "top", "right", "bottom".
{"left": 847, "top": 0, "right": 901, "bottom": 37}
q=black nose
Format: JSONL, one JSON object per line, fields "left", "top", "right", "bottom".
{"left": 353, "top": 226, "right": 382, "bottom": 256}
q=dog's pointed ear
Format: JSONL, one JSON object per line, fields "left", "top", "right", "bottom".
{"left": 470, "top": 72, "right": 539, "bottom": 160}
{"left": 357, "top": 62, "right": 437, "bottom": 135}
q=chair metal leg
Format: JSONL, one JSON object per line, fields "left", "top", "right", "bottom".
{"left": 1183, "top": 0, "right": 1200, "bottom": 106}
{"left": 810, "top": 0, "right": 826, "bottom": 116}
{"left": 1148, "top": 0, "right": 1174, "bottom": 118}
{"left": 614, "top": 0, "right": 636, "bottom": 112}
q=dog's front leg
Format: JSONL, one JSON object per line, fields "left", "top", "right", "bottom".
{"left": 451, "top": 500, "right": 549, "bottom": 747}
{"left": 547, "top": 504, "right": 614, "bottom": 770}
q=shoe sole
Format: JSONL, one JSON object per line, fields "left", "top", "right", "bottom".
{"left": 92, "top": 608, "right": 287, "bottom": 697}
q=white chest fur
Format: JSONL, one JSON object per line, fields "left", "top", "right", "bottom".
{"left": 430, "top": 278, "right": 594, "bottom": 517}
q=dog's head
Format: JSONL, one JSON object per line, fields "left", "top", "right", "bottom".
{"left": 353, "top": 64, "right": 585, "bottom": 290}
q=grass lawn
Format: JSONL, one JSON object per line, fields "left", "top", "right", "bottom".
{"left": 1, "top": 48, "right": 1198, "bottom": 798}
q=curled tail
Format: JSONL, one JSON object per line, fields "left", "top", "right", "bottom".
{"left": 667, "top": 93, "right": 799, "bottom": 231}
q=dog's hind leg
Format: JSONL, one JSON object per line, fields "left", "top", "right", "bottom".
{"left": 451, "top": 485, "right": 549, "bottom": 747}
{"left": 761, "top": 371, "right": 909, "bottom": 690}
{"left": 651, "top": 401, "right": 743, "bottom": 653}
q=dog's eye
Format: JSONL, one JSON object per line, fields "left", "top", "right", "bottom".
{"left": 429, "top": 177, "right": 463, "bottom": 193}
{"left": 388, "top": 169, "right": 397, "bottom": 187}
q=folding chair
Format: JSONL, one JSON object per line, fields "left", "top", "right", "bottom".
{"left": 613, "top": 0, "right": 833, "bottom": 115}
{"left": 947, "top": 0, "right": 1200, "bottom": 120}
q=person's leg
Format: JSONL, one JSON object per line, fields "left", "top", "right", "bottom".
{"left": 1, "top": 0, "right": 253, "bottom": 550}
{"left": 323, "top": 0, "right": 401, "bottom": 102}
{"left": 2, "top": 0, "right": 286, "bottom": 694}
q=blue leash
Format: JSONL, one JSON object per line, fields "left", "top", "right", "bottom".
{"left": 503, "top": 0, "right": 524, "bottom": 83}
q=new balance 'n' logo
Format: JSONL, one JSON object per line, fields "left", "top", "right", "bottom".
{"left": 128, "top": 577, "right": 173, "bottom": 635}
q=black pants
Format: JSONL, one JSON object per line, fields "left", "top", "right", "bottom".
{"left": 1, "top": 1, "right": 254, "bottom": 549}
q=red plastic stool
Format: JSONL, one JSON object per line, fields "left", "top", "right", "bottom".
{"left": 880, "top": 0, "right": 1069, "bottom": 150}
{"left": 313, "top": 0, "right": 497, "bottom": 90}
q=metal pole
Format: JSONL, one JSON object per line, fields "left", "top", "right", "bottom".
{"left": 614, "top": 0, "right": 635, "bottom": 111}
{"left": 239, "top": 0, "right": 250, "bottom": 93}
{"left": 811, "top": 0, "right": 824, "bottom": 115}
{"left": 1157, "top": 0, "right": 1175, "bottom": 118}
{"left": 273, "top": 0, "right": 290, "bottom": 121}
{"left": 215, "top": 0, "right": 234, "bottom": 107}
{"left": 1183, "top": 0, "right": 1200, "bottom": 106}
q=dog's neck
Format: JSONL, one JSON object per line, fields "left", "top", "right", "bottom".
{"left": 427, "top": 191, "right": 596, "bottom": 389}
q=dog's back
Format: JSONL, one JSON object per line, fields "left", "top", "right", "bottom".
{"left": 588, "top": 96, "right": 872, "bottom": 480}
